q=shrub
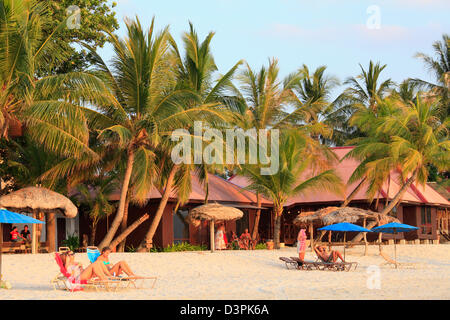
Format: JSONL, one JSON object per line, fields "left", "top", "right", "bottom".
{"left": 254, "top": 243, "right": 267, "bottom": 250}
{"left": 150, "top": 242, "right": 207, "bottom": 252}
{"left": 62, "top": 234, "right": 80, "bottom": 251}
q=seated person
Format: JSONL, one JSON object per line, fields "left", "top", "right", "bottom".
{"left": 96, "top": 246, "right": 140, "bottom": 278}
{"left": 314, "top": 245, "right": 345, "bottom": 263}
{"left": 239, "top": 228, "right": 251, "bottom": 250}
{"left": 10, "top": 226, "right": 25, "bottom": 242}
{"left": 20, "top": 225, "right": 31, "bottom": 243}
{"left": 61, "top": 250, "right": 114, "bottom": 282}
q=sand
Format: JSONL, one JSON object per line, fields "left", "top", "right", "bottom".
{"left": 0, "top": 244, "right": 449, "bottom": 300}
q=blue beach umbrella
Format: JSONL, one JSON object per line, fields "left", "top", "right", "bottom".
{"left": 318, "top": 222, "right": 372, "bottom": 259}
{"left": 371, "top": 222, "right": 418, "bottom": 268}
{"left": 0, "top": 208, "right": 45, "bottom": 286}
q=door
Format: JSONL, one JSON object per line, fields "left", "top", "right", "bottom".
{"left": 56, "top": 218, "right": 66, "bottom": 249}
{"left": 235, "top": 210, "right": 249, "bottom": 236}
{"left": 173, "top": 209, "right": 190, "bottom": 244}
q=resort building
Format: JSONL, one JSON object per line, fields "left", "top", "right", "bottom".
{"left": 229, "top": 147, "right": 450, "bottom": 245}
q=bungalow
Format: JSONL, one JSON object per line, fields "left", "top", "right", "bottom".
{"left": 229, "top": 146, "right": 450, "bottom": 245}
{"left": 78, "top": 173, "right": 272, "bottom": 249}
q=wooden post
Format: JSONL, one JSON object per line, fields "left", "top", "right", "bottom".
{"left": 309, "top": 222, "right": 314, "bottom": 251}
{"left": 210, "top": 219, "right": 215, "bottom": 253}
{"left": 328, "top": 230, "right": 332, "bottom": 251}
{"left": 31, "top": 211, "right": 37, "bottom": 254}
{"left": 0, "top": 223, "right": 3, "bottom": 280}
{"left": 343, "top": 232, "right": 346, "bottom": 261}
{"left": 46, "top": 212, "right": 56, "bottom": 253}
{"left": 363, "top": 218, "right": 368, "bottom": 256}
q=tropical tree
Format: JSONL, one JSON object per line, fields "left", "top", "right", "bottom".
{"left": 288, "top": 65, "right": 344, "bottom": 144}
{"left": 138, "top": 22, "right": 242, "bottom": 251}
{"left": 410, "top": 34, "right": 449, "bottom": 119}
{"left": 74, "top": 175, "right": 118, "bottom": 245}
{"left": 242, "top": 130, "right": 343, "bottom": 249}
{"left": 225, "top": 58, "right": 301, "bottom": 242}
{"left": 0, "top": 0, "right": 69, "bottom": 140}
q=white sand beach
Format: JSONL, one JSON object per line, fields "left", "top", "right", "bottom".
{"left": 1, "top": 244, "right": 449, "bottom": 300}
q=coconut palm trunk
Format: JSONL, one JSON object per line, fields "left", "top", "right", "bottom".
{"left": 139, "top": 165, "right": 178, "bottom": 252}
{"left": 251, "top": 193, "right": 261, "bottom": 242}
{"left": 98, "top": 150, "right": 135, "bottom": 249}
{"left": 341, "top": 177, "right": 366, "bottom": 207}
{"left": 351, "top": 169, "right": 419, "bottom": 243}
{"left": 110, "top": 213, "right": 150, "bottom": 251}
{"left": 273, "top": 205, "right": 283, "bottom": 249}
{"left": 117, "top": 194, "right": 130, "bottom": 252}
{"left": 380, "top": 169, "right": 418, "bottom": 215}
{"left": 90, "top": 222, "right": 97, "bottom": 246}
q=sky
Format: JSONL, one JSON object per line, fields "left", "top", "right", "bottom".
{"left": 98, "top": 0, "right": 449, "bottom": 96}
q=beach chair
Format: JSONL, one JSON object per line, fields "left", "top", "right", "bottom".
{"left": 278, "top": 257, "right": 320, "bottom": 270}
{"left": 379, "top": 250, "right": 414, "bottom": 268}
{"left": 51, "top": 252, "right": 123, "bottom": 292}
{"left": 85, "top": 246, "right": 157, "bottom": 289}
{"left": 313, "top": 249, "right": 358, "bottom": 272}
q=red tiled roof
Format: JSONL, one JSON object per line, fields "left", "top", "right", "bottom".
{"left": 109, "top": 171, "right": 271, "bottom": 206}
{"left": 229, "top": 147, "right": 450, "bottom": 208}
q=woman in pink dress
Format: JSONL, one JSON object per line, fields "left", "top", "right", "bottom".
{"left": 215, "top": 224, "right": 227, "bottom": 250}
{"left": 297, "top": 229, "right": 307, "bottom": 262}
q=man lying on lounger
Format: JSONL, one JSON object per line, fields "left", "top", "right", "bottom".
{"left": 314, "top": 245, "right": 345, "bottom": 263}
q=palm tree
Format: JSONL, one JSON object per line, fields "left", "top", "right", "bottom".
{"left": 225, "top": 58, "right": 302, "bottom": 242}
{"left": 288, "top": 65, "right": 343, "bottom": 144}
{"left": 0, "top": 0, "right": 69, "bottom": 140}
{"left": 74, "top": 175, "right": 118, "bottom": 245}
{"left": 242, "top": 130, "right": 343, "bottom": 249}
{"left": 136, "top": 23, "right": 242, "bottom": 251}
{"left": 343, "top": 61, "right": 394, "bottom": 113}
{"left": 410, "top": 34, "right": 449, "bottom": 119}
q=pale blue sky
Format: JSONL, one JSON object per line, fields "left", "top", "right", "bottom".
{"left": 98, "top": 0, "right": 449, "bottom": 95}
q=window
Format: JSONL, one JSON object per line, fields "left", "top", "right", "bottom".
{"left": 173, "top": 209, "right": 190, "bottom": 244}
{"left": 420, "top": 207, "right": 432, "bottom": 235}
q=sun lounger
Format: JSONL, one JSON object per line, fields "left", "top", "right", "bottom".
{"left": 278, "top": 257, "right": 320, "bottom": 270}
{"left": 313, "top": 250, "right": 358, "bottom": 272}
{"left": 51, "top": 252, "right": 125, "bottom": 292}
{"left": 379, "top": 250, "right": 414, "bottom": 268}
{"left": 85, "top": 246, "right": 157, "bottom": 289}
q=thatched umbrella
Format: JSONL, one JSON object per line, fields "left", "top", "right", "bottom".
{"left": 294, "top": 206, "right": 400, "bottom": 253}
{"left": 187, "top": 203, "right": 243, "bottom": 252}
{"left": 0, "top": 187, "right": 78, "bottom": 253}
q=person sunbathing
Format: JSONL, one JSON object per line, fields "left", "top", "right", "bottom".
{"left": 61, "top": 250, "right": 113, "bottom": 282}
{"left": 314, "top": 245, "right": 345, "bottom": 263}
{"left": 96, "top": 246, "right": 139, "bottom": 278}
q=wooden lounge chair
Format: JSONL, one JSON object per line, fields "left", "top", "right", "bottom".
{"left": 85, "top": 246, "right": 157, "bottom": 289}
{"left": 313, "top": 249, "right": 358, "bottom": 272}
{"left": 379, "top": 250, "right": 414, "bottom": 268}
{"left": 51, "top": 252, "right": 125, "bottom": 292}
{"left": 278, "top": 257, "right": 320, "bottom": 270}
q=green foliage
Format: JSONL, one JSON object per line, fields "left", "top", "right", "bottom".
{"left": 254, "top": 243, "right": 267, "bottom": 250}
{"left": 62, "top": 234, "right": 80, "bottom": 251}
{"left": 151, "top": 242, "right": 207, "bottom": 252}
{"left": 126, "top": 245, "right": 137, "bottom": 253}
{"left": 41, "top": 0, "right": 119, "bottom": 74}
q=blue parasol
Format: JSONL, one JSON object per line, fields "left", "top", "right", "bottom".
{"left": 318, "top": 222, "right": 372, "bottom": 259}
{"left": 371, "top": 222, "right": 418, "bottom": 268}
{"left": 0, "top": 208, "right": 45, "bottom": 288}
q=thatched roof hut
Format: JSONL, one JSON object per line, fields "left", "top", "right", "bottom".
{"left": 0, "top": 187, "right": 77, "bottom": 218}
{"left": 293, "top": 206, "right": 400, "bottom": 227}
{"left": 187, "top": 203, "right": 244, "bottom": 224}
{"left": 186, "top": 203, "right": 244, "bottom": 252}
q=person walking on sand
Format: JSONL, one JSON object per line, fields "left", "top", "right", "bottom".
{"left": 215, "top": 224, "right": 227, "bottom": 250}
{"left": 297, "top": 229, "right": 307, "bottom": 262}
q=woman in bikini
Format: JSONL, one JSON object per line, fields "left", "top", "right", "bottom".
{"left": 96, "top": 247, "right": 139, "bottom": 278}
{"left": 314, "top": 245, "right": 345, "bottom": 263}
{"left": 61, "top": 250, "right": 113, "bottom": 282}
{"left": 297, "top": 229, "right": 307, "bottom": 262}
